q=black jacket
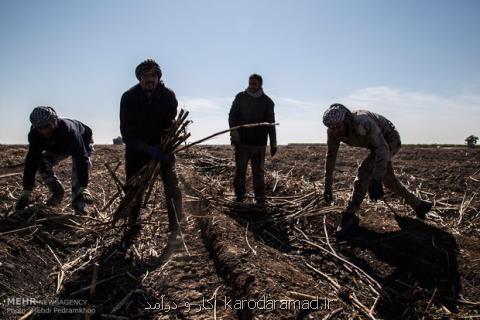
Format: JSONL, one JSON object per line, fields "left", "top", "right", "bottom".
{"left": 228, "top": 91, "right": 276, "bottom": 146}
{"left": 23, "top": 118, "right": 93, "bottom": 190}
{"left": 120, "top": 83, "right": 178, "bottom": 149}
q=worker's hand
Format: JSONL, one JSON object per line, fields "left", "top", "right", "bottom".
{"left": 146, "top": 145, "right": 169, "bottom": 161}
{"left": 15, "top": 190, "right": 31, "bottom": 210}
{"left": 368, "top": 179, "right": 384, "bottom": 201}
{"left": 76, "top": 187, "right": 94, "bottom": 204}
{"left": 270, "top": 143, "right": 278, "bottom": 157}
{"left": 323, "top": 189, "right": 333, "bottom": 204}
{"left": 230, "top": 130, "right": 240, "bottom": 146}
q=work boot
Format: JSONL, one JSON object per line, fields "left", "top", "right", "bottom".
{"left": 255, "top": 197, "right": 266, "bottom": 205}
{"left": 72, "top": 197, "right": 86, "bottom": 214}
{"left": 73, "top": 207, "right": 86, "bottom": 215}
{"left": 46, "top": 183, "right": 65, "bottom": 206}
{"left": 235, "top": 195, "right": 244, "bottom": 203}
{"left": 127, "top": 203, "right": 141, "bottom": 225}
{"left": 335, "top": 212, "right": 360, "bottom": 239}
{"left": 414, "top": 200, "right": 432, "bottom": 220}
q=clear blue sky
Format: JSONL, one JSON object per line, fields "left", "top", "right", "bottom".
{"left": 1, "top": 0, "right": 479, "bottom": 144}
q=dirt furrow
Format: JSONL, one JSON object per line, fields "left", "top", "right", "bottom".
{"left": 181, "top": 169, "right": 341, "bottom": 320}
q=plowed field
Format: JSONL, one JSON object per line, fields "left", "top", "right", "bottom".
{"left": 1, "top": 144, "right": 479, "bottom": 319}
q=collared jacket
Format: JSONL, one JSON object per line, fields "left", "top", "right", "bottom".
{"left": 120, "top": 83, "right": 178, "bottom": 149}
{"left": 325, "top": 110, "right": 401, "bottom": 190}
{"left": 23, "top": 118, "right": 93, "bottom": 190}
{"left": 228, "top": 91, "right": 276, "bottom": 146}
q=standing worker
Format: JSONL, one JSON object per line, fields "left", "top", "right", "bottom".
{"left": 15, "top": 106, "right": 94, "bottom": 213}
{"left": 120, "top": 59, "right": 183, "bottom": 231}
{"left": 322, "top": 103, "right": 433, "bottom": 238}
{"left": 228, "top": 73, "right": 277, "bottom": 204}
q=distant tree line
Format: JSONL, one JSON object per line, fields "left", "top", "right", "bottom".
{"left": 111, "top": 135, "right": 477, "bottom": 147}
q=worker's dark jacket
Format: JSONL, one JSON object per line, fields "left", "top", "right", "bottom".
{"left": 228, "top": 91, "right": 276, "bottom": 146}
{"left": 120, "top": 83, "right": 178, "bottom": 178}
{"left": 23, "top": 118, "right": 93, "bottom": 190}
{"left": 120, "top": 83, "right": 178, "bottom": 148}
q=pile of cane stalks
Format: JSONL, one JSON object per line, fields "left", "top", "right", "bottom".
{"left": 183, "top": 149, "right": 343, "bottom": 225}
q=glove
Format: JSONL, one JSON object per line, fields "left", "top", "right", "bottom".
{"left": 323, "top": 189, "right": 333, "bottom": 204}
{"left": 230, "top": 130, "right": 240, "bottom": 146}
{"left": 76, "top": 187, "right": 94, "bottom": 204}
{"left": 270, "top": 143, "right": 278, "bottom": 157}
{"left": 368, "top": 179, "right": 384, "bottom": 201}
{"left": 146, "top": 145, "right": 168, "bottom": 161}
{"left": 15, "top": 190, "right": 31, "bottom": 210}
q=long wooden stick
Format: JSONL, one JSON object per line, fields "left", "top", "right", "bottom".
{"left": 175, "top": 122, "right": 278, "bottom": 153}
{"left": 0, "top": 172, "right": 22, "bottom": 179}
{"left": 0, "top": 225, "right": 42, "bottom": 236}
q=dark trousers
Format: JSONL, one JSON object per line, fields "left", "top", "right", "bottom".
{"left": 233, "top": 145, "right": 266, "bottom": 201}
{"left": 38, "top": 148, "right": 92, "bottom": 211}
{"left": 125, "top": 148, "right": 183, "bottom": 230}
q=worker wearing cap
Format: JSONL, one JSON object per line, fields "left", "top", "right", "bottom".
{"left": 16, "top": 106, "right": 94, "bottom": 213}
{"left": 322, "top": 103, "right": 433, "bottom": 238}
{"left": 120, "top": 59, "right": 182, "bottom": 230}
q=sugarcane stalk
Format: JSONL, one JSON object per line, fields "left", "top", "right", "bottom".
{"left": 175, "top": 122, "right": 278, "bottom": 153}
{"left": 170, "top": 133, "right": 191, "bottom": 151}
{"left": 105, "top": 162, "right": 124, "bottom": 193}
{"left": 170, "top": 120, "right": 193, "bottom": 146}
{"left": 142, "top": 164, "right": 161, "bottom": 208}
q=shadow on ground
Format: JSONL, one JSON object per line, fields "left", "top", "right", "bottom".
{"left": 39, "top": 224, "right": 182, "bottom": 319}
{"left": 342, "top": 215, "right": 460, "bottom": 319}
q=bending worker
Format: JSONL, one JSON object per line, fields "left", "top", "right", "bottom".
{"left": 322, "top": 103, "right": 433, "bottom": 238}
{"left": 16, "top": 106, "right": 94, "bottom": 213}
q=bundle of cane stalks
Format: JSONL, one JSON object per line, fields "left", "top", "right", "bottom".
{"left": 111, "top": 109, "right": 191, "bottom": 225}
